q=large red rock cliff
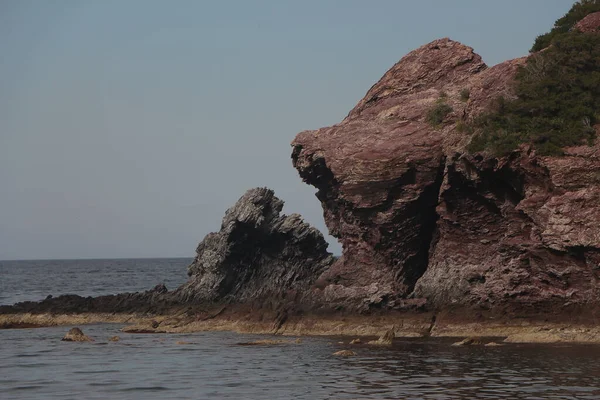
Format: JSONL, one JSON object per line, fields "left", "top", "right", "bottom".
{"left": 292, "top": 34, "right": 600, "bottom": 314}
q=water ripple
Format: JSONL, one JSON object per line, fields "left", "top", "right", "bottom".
{"left": 2, "top": 259, "right": 600, "bottom": 399}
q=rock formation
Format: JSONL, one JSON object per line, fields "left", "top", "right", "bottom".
{"left": 174, "top": 187, "right": 334, "bottom": 306}
{"left": 0, "top": 188, "right": 334, "bottom": 316}
{"left": 62, "top": 327, "right": 93, "bottom": 342}
{"left": 3, "top": 12, "right": 600, "bottom": 328}
{"left": 293, "top": 32, "right": 600, "bottom": 315}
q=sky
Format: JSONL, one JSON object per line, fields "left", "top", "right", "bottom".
{"left": 0, "top": 0, "right": 576, "bottom": 260}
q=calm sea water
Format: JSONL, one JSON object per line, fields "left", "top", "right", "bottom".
{"left": 2, "top": 258, "right": 600, "bottom": 399}
{"left": 0, "top": 258, "right": 190, "bottom": 305}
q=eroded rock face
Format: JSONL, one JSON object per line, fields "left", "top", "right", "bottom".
{"left": 176, "top": 188, "right": 334, "bottom": 305}
{"left": 293, "top": 39, "right": 485, "bottom": 308}
{"left": 415, "top": 143, "right": 600, "bottom": 312}
{"left": 293, "top": 38, "right": 600, "bottom": 313}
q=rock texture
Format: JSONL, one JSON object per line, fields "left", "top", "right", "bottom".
{"left": 416, "top": 141, "right": 600, "bottom": 313}
{"left": 175, "top": 188, "right": 334, "bottom": 306}
{"left": 293, "top": 39, "right": 484, "bottom": 308}
{"left": 575, "top": 11, "right": 600, "bottom": 33}
{"left": 0, "top": 283, "right": 176, "bottom": 315}
{"left": 62, "top": 327, "right": 93, "bottom": 342}
{"left": 292, "top": 37, "right": 600, "bottom": 314}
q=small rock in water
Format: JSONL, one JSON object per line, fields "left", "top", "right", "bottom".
{"left": 485, "top": 341, "right": 503, "bottom": 347}
{"left": 350, "top": 338, "right": 361, "bottom": 344}
{"left": 333, "top": 350, "right": 356, "bottom": 357}
{"left": 62, "top": 327, "right": 93, "bottom": 342}
{"left": 452, "top": 337, "right": 482, "bottom": 346}
{"left": 108, "top": 336, "right": 120, "bottom": 342}
{"left": 176, "top": 341, "right": 192, "bottom": 345}
{"left": 368, "top": 327, "right": 395, "bottom": 345}
{"left": 237, "top": 339, "right": 299, "bottom": 346}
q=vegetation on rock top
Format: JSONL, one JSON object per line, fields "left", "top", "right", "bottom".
{"left": 531, "top": 0, "right": 600, "bottom": 52}
{"left": 468, "top": 1, "right": 600, "bottom": 156}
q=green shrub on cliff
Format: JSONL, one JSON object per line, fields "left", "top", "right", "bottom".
{"left": 531, "top": 0, "right": 600, "bottom": 52}
{"left": 459, "top": 88, "right": 470, "bottom": 102}
{"left": 426, "top": 98, "right": 453, "bottom": 127}
{"left": 469, "top": 26, "right": 600, "bottom": 156}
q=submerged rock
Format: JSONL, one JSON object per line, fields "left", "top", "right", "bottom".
{"left": 452, "top": 337, "right": 482, "bottom": 346}
{"left": 485, "top": 342, "right": 503, "bottom": 347}
{"left": 108, "top": 335, "right": 120, "bottom": 342}
{"left": 237, "top": 339, "right": 300, "bottom": 346}
{"left": 368, "top": 328, "right": 395, "bottom": 345}
{"left": 176, "top": 188, "right": 334, "bottom": 305}
{"left": 62, "top": 327, "right": 93, "bottom": 342}
{"left": 332, "top": 350, "right": 356, "bottom": 357}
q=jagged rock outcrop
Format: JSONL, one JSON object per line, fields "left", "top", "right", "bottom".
{"left": 1, "top": 188, "right": 334, "bottom": 317}
{"left": 292, "top": 37, "right": 600, "bottom": 314}
{"left": 175, "top": 187, "right": 334, "bottom": 305}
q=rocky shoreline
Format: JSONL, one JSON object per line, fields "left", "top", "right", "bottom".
{"left": 3, "top": 308, "right": 600, "bottom": 344}
{"left": 2, "top": 13, "right": 600, "bottom": 344}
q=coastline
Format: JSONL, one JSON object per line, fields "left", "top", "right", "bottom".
{"left": 3, "top": 310, "right": 600, "bottom": 344}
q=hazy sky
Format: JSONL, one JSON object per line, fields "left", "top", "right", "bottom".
{"left": 0, "top": 0, "right": 575, "bottom": 260}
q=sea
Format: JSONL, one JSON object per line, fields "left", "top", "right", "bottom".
{"left": 1, "top": 258, "right": 600, "bottom": 400}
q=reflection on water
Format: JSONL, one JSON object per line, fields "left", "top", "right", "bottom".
{"left": 1, "top": 324, "right": 600, "bottom": 400}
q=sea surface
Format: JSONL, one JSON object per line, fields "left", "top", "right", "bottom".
{"left": 0, "top": 258, "right": 190, "bottom": 305}
{"left": 2, "top": 258, "right": 600, "bottom": 400}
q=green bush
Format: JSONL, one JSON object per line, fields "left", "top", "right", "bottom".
{"left": 426, "top": 99, "right": 453, "bottom": 127}
{"left": 468, "top": 26, "right": 600, "bottom": 156}
{"left": 460, "top": 88, "right": 470, "bottom": 102}
{"left": 531, "top": 0, "right": 600, "bottom": 52}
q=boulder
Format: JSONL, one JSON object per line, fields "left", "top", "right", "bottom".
{"left": 452, "top": 337, "right": 482, "bottom": 346}
{"left": 62, "top": 327, "right": 93, "bottom": 342}
{"left": 484, "top": 342, "right": 503, "bottom": 347}
{"left": 368, "top": 328, "right": 395, "bottom": 345}
{"left": 333, "top": 350, "right": 356, "bottom": 357}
